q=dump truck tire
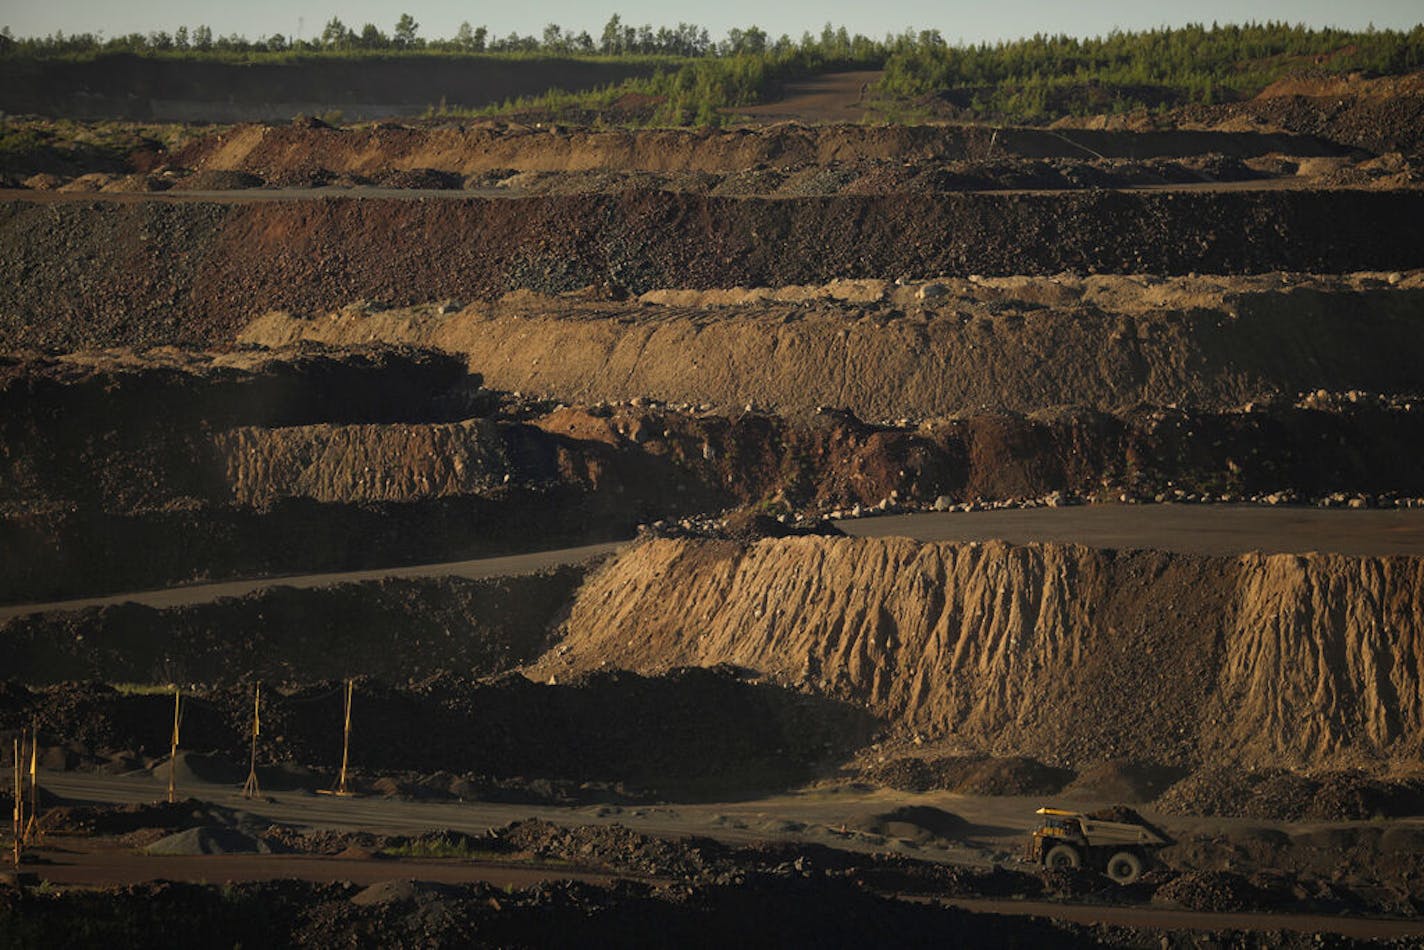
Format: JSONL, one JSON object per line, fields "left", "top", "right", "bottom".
{"left": 1106, "top": 850, "right": 1143, "bottom": 884}
{"left": 1044, "top": 844, "right": 1081, "bottom": 869}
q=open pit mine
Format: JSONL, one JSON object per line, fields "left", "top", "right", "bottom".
{"left": 3, "top": 58, "right": 1424, "bottom": 948}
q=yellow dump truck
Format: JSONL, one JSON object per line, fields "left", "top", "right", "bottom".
{"left": 1028, "top": 807, "right": 1171, "bottom": 884}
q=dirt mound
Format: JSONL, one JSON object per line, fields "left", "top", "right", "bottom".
{"left": 278, "top": 153, "right": 1335, "bottom": 197}
{"left": 1157, "top": 767, "right": 1424, "bottom": 819}
{"left": 955, "top": 757, "right": 1078, "bottom": 796}
{"left": 163, "top": 122, "right": 1351, "bottom": 182}
{"left": 145, "top": 825, "right": 270, "bottom": 855}
{"left": 168, "top": 169, "right": 265, "bottom": 191}
{"left": 7, "top": 191, "right": 1424, "bottom": 351}
{"left": 498, "top": 819, "right": 725, "bottom": 878}
{"left": 1163, "top": 824, "right": 1424, "bottom": 903}
{"left": 375, "top": 168, "right": 464, "bottom": 190}
{"left": 1064, "top": 761, "right": 1188, "bottom": 803}
{"left": 863, "top": 755, "right": 1074, "bottom": 796}
{"left": 20, "top": 173, "right": 64, "bottom": 190}
{"left": 240, "top": 275, "right": 1424, "bottom": 418}
{"left": 100, "top": 173, "right": 172, "bottom": 193}
{"left": 1037, "top": 867, "right": 1111, "bottom": 899}
{"left": 349, "top": 879, "right": 463, "bottom": 907}
{"left": 149, "top": 751, "right": 246, "bottom": 786}
{"left": 1255, "top": 72, "right": 1424, "bottom": 101}
{"left": 542, "top": 536, "right": 1424, "bottom": 773}
{"left": 719, "top": 510, "right": 843, "bottom": 542}
{"left": 56, "top": 172, "right": 116, "bottom": 192}
{"left": 1151, "top": 870, "right": 1266, "bottom": 912}
{"left": 1187, "top": 82, "right": 1424, "bottom": 158}
{"left": 1308, "top": 771, "right": 1424, "bottom": 820}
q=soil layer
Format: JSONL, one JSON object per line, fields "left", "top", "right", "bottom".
{"left": 6, "top": 192, "right": 1424, "bottom": 349}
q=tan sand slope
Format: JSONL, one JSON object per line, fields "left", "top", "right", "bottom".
{"left": 541, "top": 536, "right": 1424, "bottom": 773}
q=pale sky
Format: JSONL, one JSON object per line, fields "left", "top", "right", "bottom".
{"left": 1, "top": 0, "right": 1420, "bottom": 45}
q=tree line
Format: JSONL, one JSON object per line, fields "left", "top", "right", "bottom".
{"left": 879, "top": 21, "right": 1424, "bottom": 118}
{"left": 1, "top": 18, "right": 1420, "bottom": 125}
{"left": 0, "top": 15, "right": 878, "bottom": 58}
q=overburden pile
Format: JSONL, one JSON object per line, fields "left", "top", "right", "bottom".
{"left": 543, "top": 536, "right": 1424, "bottom": 774}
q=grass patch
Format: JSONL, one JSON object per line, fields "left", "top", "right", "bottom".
{"left": 380, "top": 836, "right": 497, "bottom": 860}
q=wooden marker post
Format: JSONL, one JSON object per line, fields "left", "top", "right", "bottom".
{"left": 23, "top": 724, "right": 39, "bottom": 845}
{"left": 11, "top": 737, "right": 21, "bottom": 869}
{"left": 167, "top": 688, "right": 182, "bottom": 805}
{"left": 336, "top": 678, "right": 353, "bottom": 795}
{"left": 318, "top": 679, "right": 356, "bottom": 797}
{"left": 241, "top": 684, "right": 262, "bottom": 800}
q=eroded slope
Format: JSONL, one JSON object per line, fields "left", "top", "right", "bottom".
{"left": 540, "top": 536, "right": 1424, "bottom": 773}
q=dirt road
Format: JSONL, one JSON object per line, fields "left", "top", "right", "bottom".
{"left": 7, "top": 504, "right": 1423, "bottom": 621}
{"left": 31, "top": 770, "right": 1424, "bottom": 940}
{"left": 0, "top": 541, "right": 625, "bottom": 622}
{"left": 27, "top": 841, "right": 624, "bottom": 889}
{"left": 837, "top": 504, "right": 1424, "bottom": 556}
{"left": 733, "top": 70, "right": 882, "bottom": 124}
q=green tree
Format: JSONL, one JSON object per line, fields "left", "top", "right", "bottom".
{"left": 393, "top": 12, "right": 418, "bottom": 48}
{"left": 320, "top": 17, "right": 350, "bottom": 48}
{"left": 724, "top": 26, "right": 767, "bottom": 55}
{"left": 453, "top": 21, "right": 487, "bottom": 52}
{"left": 600, "top": 14, "right": 623, "bottom": 54}
{"left": 542, "top": 23, "right": 567, "bottom": 51}
{"left": 358, "top": 23, "right": 386, "bottom": 48}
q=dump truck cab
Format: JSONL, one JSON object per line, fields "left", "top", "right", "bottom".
{"left": 1028, "top": 807, "right": 1169, "bottom": 884}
